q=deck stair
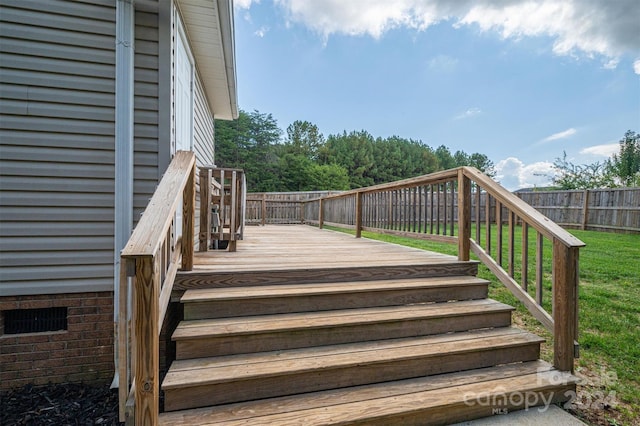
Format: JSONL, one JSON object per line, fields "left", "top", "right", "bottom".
{"left": 161, "top": 261, "right": 577, "bottom": 425}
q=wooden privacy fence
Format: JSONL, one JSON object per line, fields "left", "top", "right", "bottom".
{"left": 118, "top": 152, "right": 245, "bottom": 425}
{"left": 258, "top": 189, "right": 639, "bottom": 234}
{"left": 246, "top": 191, "right": 342, "bottom": 225}
{"left": 516, "top": 188, "right": 639, "bottom": 233}
{"left": 302, "top": 167, "right": 585, "bottom": 374}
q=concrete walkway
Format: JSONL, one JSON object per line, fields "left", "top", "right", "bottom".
{"left": 453, "top": 405, "right": 587, "bottom": 425}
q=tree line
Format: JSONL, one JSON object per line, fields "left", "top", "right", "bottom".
{"left": 214, "top": 110, "right": 495, "bottom": 192}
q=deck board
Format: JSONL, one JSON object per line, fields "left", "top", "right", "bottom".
{"left": 192, "top": 225, "right": 458, "bottom": 272}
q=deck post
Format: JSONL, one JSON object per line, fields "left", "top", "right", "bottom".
{"left": 457, "top": 170, "right": 471, "bottom": 261}
{"left": 199, "top": 168, "right": 211, "bottom": 252}
{"left": 182, "top": 163, "right": 195, "bottom": 270}
{"left": 581, "top": 189, "right": 590, "bottom": 230}
{"left": 261, "top": 193, "right": 267, "bottom": 226}
{"left": 229, "top": 171, "right": 238, "bottom": 252}
{"left": 319, "top": 198, "right": 324, "bottom": 229}
{"left": 355, "top": 192, "right": 363, "bottom": 238}
{"left": 553, "top": 239, "right": 579, "bottom": 372}
{"left": 133, "top": 256, "right": 160, "bottom": 426}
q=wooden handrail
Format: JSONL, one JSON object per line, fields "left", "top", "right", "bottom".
{"left": 121, "top": 151, "right": 196, "bottom": 258}
{"left": 302, "top": 166, "right": 585, "bottom": 373}
{"left": 118, "top": 151, "right": 196, "bottom": 425}
{"left": 461, "top": 167, "right": 584, "bottom": 248}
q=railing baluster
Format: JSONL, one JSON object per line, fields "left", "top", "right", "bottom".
{"left": 475, "top": 184, "right": 481, "bottom": 244}
{"left": 496, "top": 200, "right": 503, "bottom": 266}
{"left": 536, "top": 232, "right": 544, "bottom": 305}
{"left": 199, "top": 168, "right": 211, "bottom": 252}
{"left": 422, "top": 186, "right": 428, "bottom": 233}
{"left": 355, "top": 191, "right": 363, "bottom": 238}
{"left": 430, "top": 185, "right": 435, "bottom": 234}
{"left": 403, "top": 188, "right": 408, "bottom": 232}
{"left": 443, "top": 183, "right": 448, "bottom": 236}
{"left": 485, "top": 193, "right": 491, "bottom": 255}
{"left": 412, "top": 187, "right": 417, "bottom": 233}
{"left": 450, "top": 181, "right": 455, "bottom": 236}
{"left": 522, "top": 222, "right": 529, "bottom": 291}
{"left": 508, "top": 211, "right": 515, "bottom": 278}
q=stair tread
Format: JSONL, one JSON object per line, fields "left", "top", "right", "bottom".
{"left": 173, "top": 299, "right": 514, "bottom": 340}
{"left": 181, "top": 276, "right": 489, "bottom": 303}
{"left": 159, "top": 360, "right": 577, "bottom": 425}
{"left": 162, "top": 327, "right": 542, "bottom": 389}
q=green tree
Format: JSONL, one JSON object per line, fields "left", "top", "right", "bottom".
{"left": 320, "top": 131, "right": 375, "bottom": 188}
{"left": 284, "top": 120, "right": 325, "bottom": 160}
{"left": 369, "top": 136, "right": 438, "bottom": 183}
{"left": 608, "top": 130, "right": 640, "bottom": 187}
{"left": 308, "top": 163, "right": 350, "bottom": 190}
{"left": 277, "top": 153, "right": 313, "bottom": 191}
{"left": 467, "top": 153, "right": 496, "bottom": 177}
{"left": 435, "top": 145, "right": 456, "bottom": 170}
{"left": 215, "top": 110, "right": 282, "bottom": 191}
{"left": 552, "top": 151, "right": 616, "bottom": 189}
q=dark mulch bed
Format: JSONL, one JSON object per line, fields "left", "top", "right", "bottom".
{"left": 0, "top": 383, "right": 121, "bottom": 425}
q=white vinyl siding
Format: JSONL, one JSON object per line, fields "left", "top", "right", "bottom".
{"left": 0, "top": 0, "right": 117, "bottom": 296}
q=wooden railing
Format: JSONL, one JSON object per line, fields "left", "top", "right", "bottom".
{"left": 199, "top": 167, "right": 246, "bottom": 252}
{"left": 303, "top": 167, "right": 585, "bottom": 372}
{"left": 118, "top": 151, "right": 196, "bottom": 424}
{"left": 117, "top": 154, "right": 246, "bottom": 424}
{"left": 246, "top": 196, "right": 304, "bottom": 225}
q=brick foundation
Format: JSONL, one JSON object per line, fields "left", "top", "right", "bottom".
{"left": 0, "top": 292, "right": 115, "bottom": 390}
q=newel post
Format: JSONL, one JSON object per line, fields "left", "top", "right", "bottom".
{"left": 134, "top": 256, "right": 160, "bottom": 425}
{"left": 199, "top": 168, "right": 211, "bottom": 252}
{"left": 319, "top": 198, "right": 324, "bottom": 229}
{"left": 553, "top": 239, "right": 579, "bottom": 372}
{"left": 457, "top": 170, "right": 471, "bottom": 261}
{"left": 182, "top": 163, "right": 195, "bottom": 270}
{"left": 355, "top": 192, "right": 363, "bottom": 238}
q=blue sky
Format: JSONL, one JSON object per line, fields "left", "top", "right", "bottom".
{"left": 231, "top": 0, "right": 640, "bottom": 190}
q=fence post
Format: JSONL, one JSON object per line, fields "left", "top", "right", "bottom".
{"left": 181, "top": 163, "right": 195, "bottom": 271}
{"left": 355, "top": 192, "right": 363, "bottom": 238}
{"left": 199, "top": 168, "right": 210, "bottom": 252}
{"left": 457, "top": 170, "right": 471, "bottom": 261}
{"left": 319, "top": 198, "right": 324, "bottom": 229}
{"left": 581, "top": 190, "right": 590, "bottom": 230}
{"left": 553, "top": 239, "right": 579, "bottom": 372}
{"left": 261, "top": 193, "right": 267, "bottom": 226}
{"left": 134, "top": 256, "right": 160, "bottom": 425}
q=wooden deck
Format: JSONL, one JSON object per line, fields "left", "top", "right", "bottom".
{"left": 175, "top": 225, "right": 477, "bottom": 289}
{"left": 161, "top": 224, "right": 577, "bottom": 425}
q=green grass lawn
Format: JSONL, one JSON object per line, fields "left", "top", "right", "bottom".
{"left": 326, "top": 225, "right": 640, "bottom": 425}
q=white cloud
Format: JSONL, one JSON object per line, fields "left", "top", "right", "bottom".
{"left": 603, "top": 58, "right": 619, "bottom": 70}
{"left": 272, "top": 1, "right": 639, "bottom": 61}
{"left": 235, "top": 0, "right": 257, "bottom": 9}
{"left": 454, "top": 107, "right": 482, "bottom": 120}
{"left": 580, "top": 143, "right": 619, "bottom": 158}
{"left": 634, "top": 59, "right": 640, "bottom": 75}
{"left": 541, "top": 128, "right": 577, "bottom": 143}
{"left": 494, "top": 157, "right": 555, "bottom": 191}
{"left": 254, "top": 26, "right": 270, "bottom": 37}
